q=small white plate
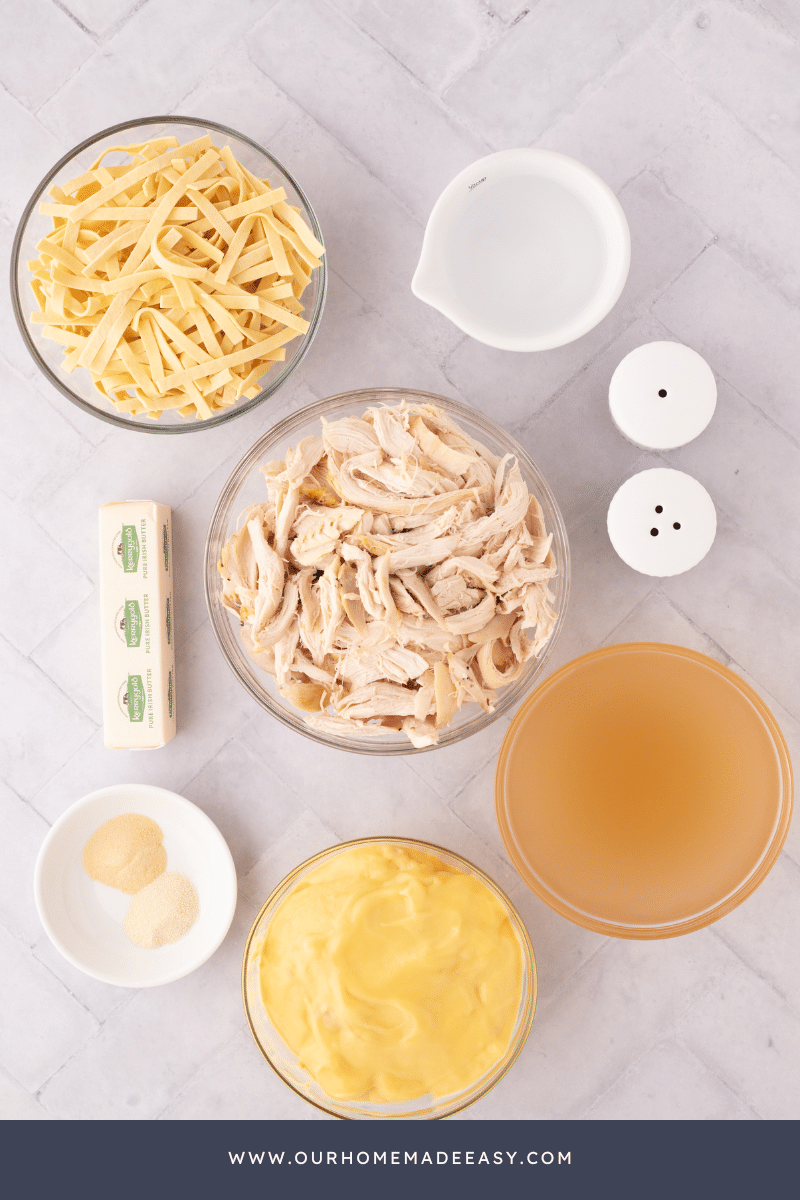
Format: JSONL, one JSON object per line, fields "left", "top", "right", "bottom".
{"left": 34, "top": 784, "right": 237, "bottom": 988}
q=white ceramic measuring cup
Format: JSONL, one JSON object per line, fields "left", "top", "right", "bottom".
{"left": 412, "top": 149, "right": 630, "bottom": 352}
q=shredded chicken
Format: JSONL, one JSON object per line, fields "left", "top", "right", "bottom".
{"left": 218, "top": 402, "right": 558, "bottom": 746}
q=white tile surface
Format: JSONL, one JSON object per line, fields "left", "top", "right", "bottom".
{"left": 0, "top": 783, "right": 50, "bottom": 946}
{"left": 657, "top": 1, "right": 800, "bottom": 175}
{"left": 0, "top": 0, "right": 93, "bottom": 111}
{"left": 677, "top": 958, "right": 800, "bottom": 1120}
{"left": 332, "top": 0, "right": 501, "bottom": 95}
{"left": 248, "top": 0, "right": 488, "bottom": 225}
{"left": 1, "top": 0, "right": 799, "bottom": 1125}
{"left": 586, "top": 1040, "right": 757, "bottom": 1121}
{"left": 445, "top": 0, "right": 667, "bottom": 147}
{"left": 0, "top": 924, "right": 98, "bottom": 1092}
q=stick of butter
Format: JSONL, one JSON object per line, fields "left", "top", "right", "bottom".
{"left": 99, "top": 501, "right": 176, "bottom": 749}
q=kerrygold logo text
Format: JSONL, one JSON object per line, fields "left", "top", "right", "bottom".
{"left": 115, "top": 600, "right": 143, "bottom": 648}
{"left": 123, "top": 674, "right": 146, "bottom": 722}
{"left": 117, "top": 525, "right": 140, "bottom": 573}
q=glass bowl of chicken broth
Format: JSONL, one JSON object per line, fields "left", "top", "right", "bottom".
{"left": 205, "top": 388, "right": 569, "bottom": 754}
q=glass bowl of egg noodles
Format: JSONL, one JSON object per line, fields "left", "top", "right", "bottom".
{"left": 12, "top": 115, "right": 326, "bottom": 433}
{"left": 242, "top": 836, "right": 537, "bottom": 1119}
{"left": 205, "top": 388, "right": 570, "bottom": 755}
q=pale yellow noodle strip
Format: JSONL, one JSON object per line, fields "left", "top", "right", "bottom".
{"left": 157, "top": 326, "right": 297, "bottom": 393}
{"left": 195, "top": 290, "right": 247, "bottom": 345}
{"left": 255, "top": 298, "right": 308, "bottom": 333}
{"left": 229, "top": 238, "right": 271, "bottom": 272}
{"left": 120, "top": 148, "right": 222, "bottom": 278}
{"left": 114, "top": 338, "right": 160, "bottom": 398}
{"left": 224, "top": 187, "right": 287, "bottom": 221}
{"left": 150, "top": 228, "right": 208, "bottom": 279}
{"left": 133, "top": 312, "right": 165, "bottom": 387}
{"left": 274, "top": 200, "right": 325, "bottom": 258}
{"left": 214, "top": 214, "right": 257, "bottom": 285}
{"left": 101, "top": 269, "right": 170, "bottom": 294}
{"left": 262, "top": 216, "right": 291, "bottom": 277}
{"left": 262, "top": 212, "right": 321, "bottom": 270}
{"left": 42, "top": 326, "right": 87, "bottom": 349}
{"left": 192, "top": 306, "right": 224, "bottom": 358}
{"left": 178, "top": 226, "right": 225, "bottom": 262}
{"left": 146, "top": 310, "right": 211, "bottom": 366}
{"left": 34, "top": 240, "right": 85, "bottom": 274}
{"left": 149, "top": 319, "right": 181, "bottom": 376}
{"left": 69, "top": 135, "right": 212, "bottom": 220}
{"left": 170, "top": 273, "right": 195, "bottom": 311}
{"left": 185, "top": 187, "right": 235, "bottom": 242}
{"left": 231, "top": 260, "right": 278, "bottom": 286}
{"left": 41, "top": 203, "right": 198, "bottom": 221}
{"left": 77, "top": 288, "right": 137, "bottom": 368}
{"left": 86, "top": 139, "right": 178, "bottom": 175}
{"left": 89, "top": 297, "right": 141, "bottom": 375}
{"left": 62, "top": 220, "right": 80, "bottom": 255}
{"left": 82, "top": 222, "right": 145, "bottom": 273}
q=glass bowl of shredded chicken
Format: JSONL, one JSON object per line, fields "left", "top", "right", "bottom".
{"left": 205, "top": 389, "right": 569, "bottom": 753}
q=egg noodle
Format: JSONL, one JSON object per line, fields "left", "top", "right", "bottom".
{"left": 28, "top": 133, "right": 324, "bottom": 420}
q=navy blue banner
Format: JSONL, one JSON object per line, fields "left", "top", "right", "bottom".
{"left": 0, "top": 1118, "right": 793, "bottom": 1199}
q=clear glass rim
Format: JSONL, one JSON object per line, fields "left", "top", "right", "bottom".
{"left": 496, "top": 642, "right": 795, "bottom": 939}
{"left": 204, "top": 387, "right": 571, "bottom": 755}
{"left": 10, "top": 114, "right": 327, "bottom": 435}
{"left": 241, "top": 835, "right": 537, "bottom": 1120}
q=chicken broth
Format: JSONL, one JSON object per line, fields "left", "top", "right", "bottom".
{"left": 496, "top": 644, "right": 790, "bottom": 935}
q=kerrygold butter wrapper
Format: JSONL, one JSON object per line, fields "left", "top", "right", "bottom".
{"left": 99, "top": 501, "right": 176, "bottom": 749}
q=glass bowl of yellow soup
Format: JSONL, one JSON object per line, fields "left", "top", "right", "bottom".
{"left": 242, "top": 837, "right": 536, "bottom": 1119}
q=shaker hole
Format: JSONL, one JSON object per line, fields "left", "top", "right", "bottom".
{"left": 655, "top": 505, "right": 663, "bottom": 513}
{"left": 650, "top": 528, "right": 659, "bottom": 537}
{"left": 658, "top": 389, "right": 667, "bottom": 397}
{"left": 673, "top": 522, "right": 681, "bottom": 530}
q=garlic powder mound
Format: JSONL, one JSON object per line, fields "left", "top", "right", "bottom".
{"left": 83, "top": 813, "right": 166, "bottom": 894}
{"left": 124, "top": 871, "right": 199, "bottom": 949}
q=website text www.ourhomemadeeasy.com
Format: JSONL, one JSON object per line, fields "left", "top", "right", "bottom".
{"left": 228, "top": 1149, "right": 571, "bottom": 1166}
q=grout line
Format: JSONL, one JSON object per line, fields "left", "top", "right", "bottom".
{"left": 33, "top": 1014, "right": 107, "bottom": 1109}
{"left": 578, "top": 1036, "right": 671, "bottom": 1120}
{"left": 531, "top": 932, "right": 612, "bottom": 1015}
{"left": 652, "top": 591, "right": 734, "bottom": 664}
{"left": 708, "top": 924, "right": 790, "bottom": 1005}
{"left": 676, "top": 1038, "right": 765, "bottom": 1119}
{"left": 655, "top": 9, "right": 800, "bottom": 189}
{"left": 319, "top": 0, "right": 497, "bottom": 153}
{"left": 653, "top": 167, "right": 800, "bottom": 318}
{"left": 153, "top": 1030, "right": 243, "bottom": 1119}
{"left": 677, "top": 1035, "right": 769, "bottom": 1120}
{"left": 752, "top": 0, "right": 800, "bottom": 45}
{"left": 0, "top": 1062, "right": 50, "bottom": 1117}
{"left": 243, "top": 54, "right": 429, "bottom": 231}
{"left": 0, "top": 628, "right": 100, "bottom": 750}
{"left": 49, "top": 0, "right": 99, "bottom": 40}
{"left": 598, "top": 587, "right": 664, "bottom": 648}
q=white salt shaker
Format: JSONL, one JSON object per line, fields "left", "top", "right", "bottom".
{"left": 607, "top": 468, "right": 717, "bottom": 577}
{"left": 609, "top": 341, "right": 716, "bottom": 450}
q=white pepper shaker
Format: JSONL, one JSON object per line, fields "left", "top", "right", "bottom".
{"left": 607, "top": 468, "right": 717, "bottom": 576}
{"left": 609, "top": 341, "right": 716, "bottom": 450}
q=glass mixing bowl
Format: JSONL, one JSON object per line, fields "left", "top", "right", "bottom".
{"left": 205, "top": 388, "right": 570, "bottom": 755}
{"left": 242, "top": 836, "right": 537, "bottom": 1119}
{"left": 11, "top": 116, "right": 326, "bottom": 434}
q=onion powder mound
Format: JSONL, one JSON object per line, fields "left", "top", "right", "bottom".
{"left": 83, "top": 813, "right": 166, "bottom": 894}
{"left": 124, "top": 871, "right": 199, "bottom": 949}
